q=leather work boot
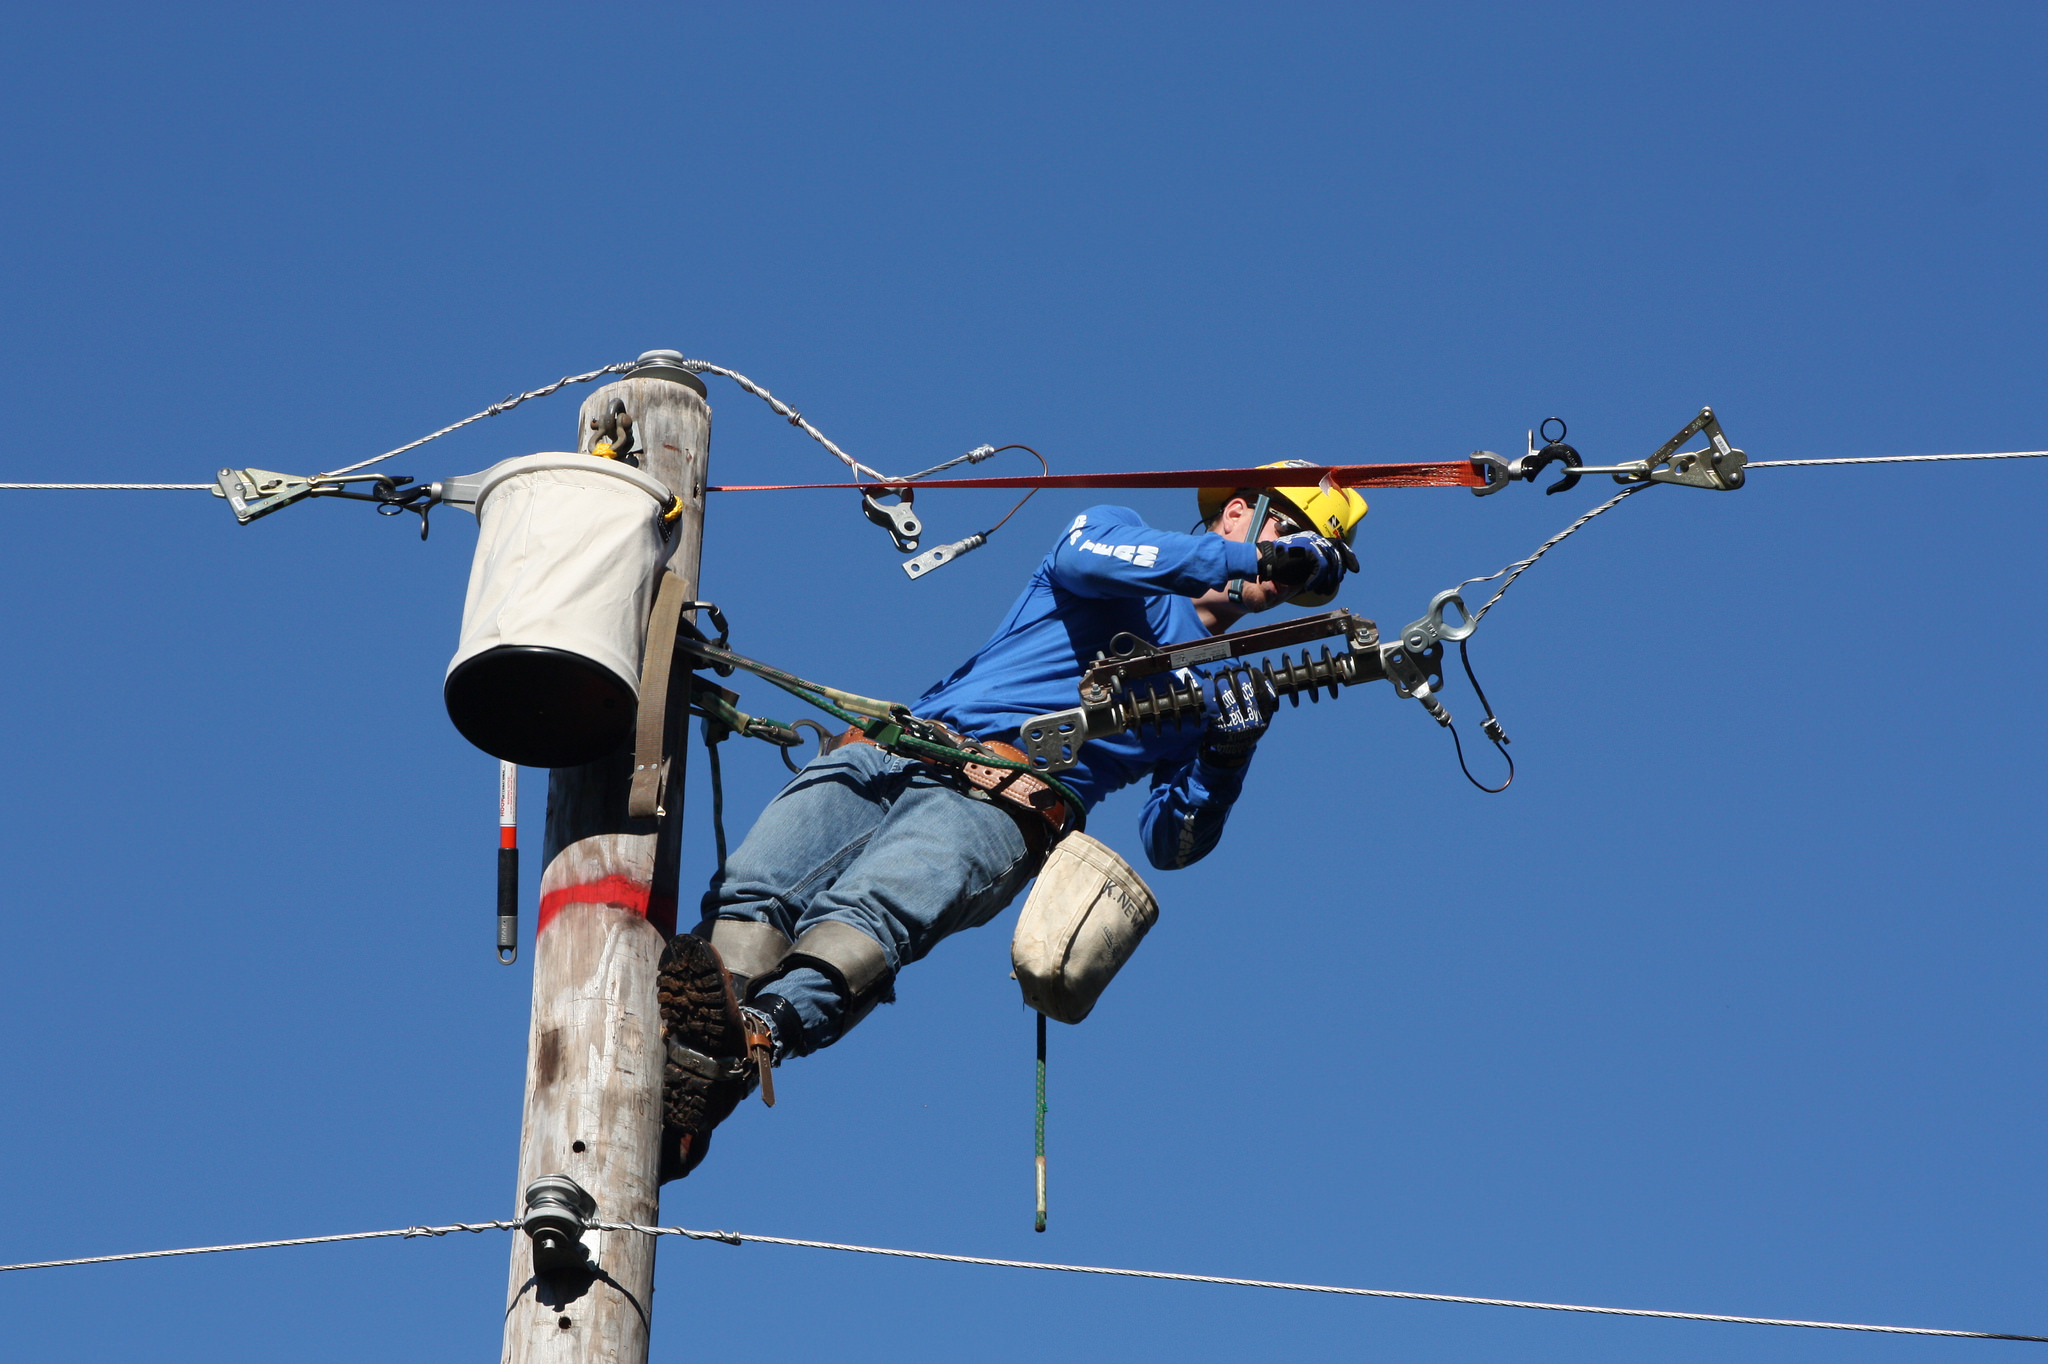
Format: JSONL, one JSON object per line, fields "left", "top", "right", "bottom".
{"left": 655, "top": 934, "right": 771, "bottom": 1182}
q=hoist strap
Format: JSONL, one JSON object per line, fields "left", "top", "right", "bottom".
{"left": 629, "top": 571, "right": 692, "bottom": 819}
{"left": 708, "top": 459, "right": 1488, "bottom": 494}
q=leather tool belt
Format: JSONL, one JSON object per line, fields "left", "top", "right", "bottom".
{"left": 826, "top": 725, "right": 1069, "bottom": 856}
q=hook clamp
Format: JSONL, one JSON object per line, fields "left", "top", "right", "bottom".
{"left": 860, "top": 485, "right": 922, "bottom": 552}
{"left": 1378, "top": 589, "right": 1469, "bottom": 726}
{"left": 1469, "top": 417, "right": 1585, "bottom": 497}
{"left": 213, "top": 467, "right": 443, "bottom": 537}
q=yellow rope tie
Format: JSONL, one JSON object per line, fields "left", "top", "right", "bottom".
{"left": 592, "top": 441, "right": 680, "bottom": 522}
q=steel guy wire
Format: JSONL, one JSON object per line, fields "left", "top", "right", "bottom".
{"left": 673, "top": 359, "right": 889, "bottom": 483}
{"left": 5, "top": 446, "right": 2045, "bottom": 497}
{"left": 585, "top": 1221, "right": 2048, "bottom": 1343}
{"left": 901, "top": 444, "right": 999, "bottom": 482}
{"left": 0, "top": 1221, "right": 516, "bottom": 1273}
{"left": 1456, "top": 483, "right": 1652, "bottom": 626}
{"left": 1440, "top": 445, "right": 2048, "bottom": 633}
{"left": 317, "top": 363, "right": 634, "bottom": 479}
{"left": 1748, "top": 449, "right": 2048, "bottom": 467}
{"left": 323, "top": 355, "right": 926, "bottom": 488}
{"left": 9, "top": 1213, "right": 2034, "bottom": 1343}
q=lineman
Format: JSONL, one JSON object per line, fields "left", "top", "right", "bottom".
{"left": 655, "top": 467, "right": 1369, "bottom": 1180}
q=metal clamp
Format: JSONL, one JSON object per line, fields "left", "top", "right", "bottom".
{"left": 861, "top": 486, "right": 921, "bottom": 552}
{"left": 1018, "top": 707, "right": 1091, "bottom": 773}
{"left": 1472, "top": 410, "right": 1744, "bottom": 495}
{"left": 1396, "top": 589, "right": 1476, "bottom": 653}
{"left": 1518, "top": 418, "right": 1585, "bottom": 495}
{"left": 903, "top": 532, "right": 987, "bottom": 580}
{"left": 521, "top": 1174, "right": 597, "bottom": 1275}
{"left": 778, "top": 719, "right": 834, "bottom": 773}
{"left": 1546, "top": 408, "right": 1747, "bottom": 489}
{"left": 1636, "top": 406, "right": 1745, "bottom": 490}
{"left": 1379, "top": 636, "right": 1451, "bottom": 726}
{"left": 676, "top": 600, "right": 733, "bottom": 676}
{"left": 1470, "top": 418, "right": 1585, "bottom": 497}
{"left": 212, "top": 467, "right": 442, "bottom": 536}
{"left": 213, "top": 467, "right": 316, "bottom": 521}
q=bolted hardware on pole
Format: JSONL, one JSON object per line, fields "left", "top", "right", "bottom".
{"left": 522, "top": 1174, "right": 598, "bottom": 1274}
{"left": 501, "top": 351, "right": 710, "bottom": 1364}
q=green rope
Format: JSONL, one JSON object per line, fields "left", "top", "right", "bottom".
{"left": 680, "top": 637, "right": 1088, "bottom": 829}
{"left": 1035, "top": 1010, "right": 1048, "bottom": 1234}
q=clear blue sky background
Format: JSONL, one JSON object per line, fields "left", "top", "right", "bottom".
{"left": 1, "top": 3, "right": 2043, "bottom": 1360}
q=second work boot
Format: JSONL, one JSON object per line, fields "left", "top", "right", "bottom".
{"left": 655, "top": 934, "right": 765, "bottom": 1182}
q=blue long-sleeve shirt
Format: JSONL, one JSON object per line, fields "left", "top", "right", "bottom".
{"left": 915, "top": 505, "right": 1264, "bottom": 870}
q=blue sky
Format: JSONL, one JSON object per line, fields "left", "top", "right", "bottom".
{"left": 1, "top": 3, "right": 2043, "bottom": 1360}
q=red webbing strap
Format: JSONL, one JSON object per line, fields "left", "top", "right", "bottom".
{"left": 708, "top": 460, "right": 1488, "bottom": 493}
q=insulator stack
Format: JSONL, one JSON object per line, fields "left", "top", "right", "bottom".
{"left": 1119, "top": 647, "right": 1365, "bottom": 735}
{"left": 1125, "top": 672, "right": 1207, "bottom": 735}
{"left": 1261, "top": 645, "right": 1350, "bottom": 706}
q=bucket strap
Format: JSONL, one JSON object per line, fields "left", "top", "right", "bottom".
{"left": 629, "top": 571, "right": 692, "bottom": 818}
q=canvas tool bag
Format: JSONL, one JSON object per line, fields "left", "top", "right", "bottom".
{"left": 442, "top": 452, "right": 676, "bottom": 768}
{"left": 1011, "top": 831, "right": 1159, "bottom": 1024}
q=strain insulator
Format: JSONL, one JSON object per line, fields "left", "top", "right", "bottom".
{"left": 1126, "top": 674, "right": 1206, "bottom": 735}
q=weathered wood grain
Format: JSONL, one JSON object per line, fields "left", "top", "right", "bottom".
{"left": 503, "top": 366, "right": 710, "bottom": 1364}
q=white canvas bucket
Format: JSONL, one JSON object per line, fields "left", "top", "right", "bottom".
{"left": 1012, "top": 832, "right": 1160, "bottom": 1024}
{"left": 442, "top": 452, "right": 676, "bottom": 768}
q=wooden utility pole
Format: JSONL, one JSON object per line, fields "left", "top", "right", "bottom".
{"left": 502, "top": 351, "right": 710, "bottom": 1364}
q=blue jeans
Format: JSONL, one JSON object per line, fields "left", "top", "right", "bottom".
{"left": 698, "top": 743, "right": 1036, "bottom": 1052}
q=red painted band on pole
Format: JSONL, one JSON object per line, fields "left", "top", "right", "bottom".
{"left": 537, "top": 874, "right": 655, "bottom": 936}
{"left": 708, "top": 460, "right": 1488, "bottom": 494}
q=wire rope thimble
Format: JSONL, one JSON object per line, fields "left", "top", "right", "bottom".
{"left": 521, "top": 1174, "right": 597, "bottom": 1275}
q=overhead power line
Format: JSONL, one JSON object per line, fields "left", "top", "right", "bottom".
{"left": 6, "top": 448, "right": 2044, "bottom": 498}
{"left": 1748, "top": 449, "right": 2048, "bottom": 467}
{"left": 0, "top": 1221, "right": 515, "bottom": 1272}
{"left": 3, "top": 1216, "right": 2041, "bottom": 1344}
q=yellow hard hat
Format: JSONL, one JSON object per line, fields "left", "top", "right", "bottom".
{"left": 1197, "top": 460, "right": 1368, "bottom": 607}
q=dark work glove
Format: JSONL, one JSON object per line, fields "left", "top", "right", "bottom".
{"left": 1199, "top": 669, "right": 1275, "bottom": 768}
{"left": 1257, "top": 532, "right": 1354, "bottom": 597}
